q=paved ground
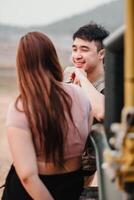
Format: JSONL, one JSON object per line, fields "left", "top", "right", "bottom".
{"left": 0, "top": 74, "right": 17, "bottom": 198}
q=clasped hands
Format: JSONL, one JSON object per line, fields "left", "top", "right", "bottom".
{"left": 64, "top": 66, "right": 87, "bottom": 86}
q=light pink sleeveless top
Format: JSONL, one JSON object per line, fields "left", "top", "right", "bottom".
{"left": 6, "top": 83, "right": 92, "bottom": 159}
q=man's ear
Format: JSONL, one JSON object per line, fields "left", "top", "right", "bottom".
{"left": 98, "top": 49, "right": 105, "bottom": 60}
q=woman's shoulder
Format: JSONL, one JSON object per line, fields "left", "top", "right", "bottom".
{"left": 63, "top": 82, "right": 85, "bottom": 95}
{"left": 63, "top": 82, "right": 88, "bottom": 98}
{"left": 7, "top": 98, "right": 23, "bottom": 115}
{"left": 63, "top": 83, "right": 91, "bottom": 110}
{"left": 6, "top": 98, "right": 29, "bottom": 131}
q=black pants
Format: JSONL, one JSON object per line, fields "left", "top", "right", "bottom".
{"left": 2, "top": 165, "right": 84, "bottom": 200}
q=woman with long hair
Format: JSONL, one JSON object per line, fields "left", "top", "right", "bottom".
{"left": 2, "top": 32, "right": 93, "bottom": 200}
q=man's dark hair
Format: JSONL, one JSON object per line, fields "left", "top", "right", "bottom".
{"left": 73, "top": 22, "right": 109, "bottom": 51}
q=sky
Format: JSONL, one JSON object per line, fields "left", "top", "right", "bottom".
{"left": 0, "top": 0, "right": 115, "bottom": 27}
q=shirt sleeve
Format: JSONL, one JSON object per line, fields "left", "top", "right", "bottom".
{"left": 6, "top": 101, "right": 30, "bottom": 132}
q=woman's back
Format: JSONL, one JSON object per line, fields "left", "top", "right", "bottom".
{"left": 6, "top": 83, "right": 92, "bottom": 173}
{"left": 2, "top": 31, "right": 93, "bottom": 200}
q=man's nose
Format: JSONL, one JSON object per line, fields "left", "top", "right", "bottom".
{"left": 74, "top": 51, "right": 82, "bottom": 59}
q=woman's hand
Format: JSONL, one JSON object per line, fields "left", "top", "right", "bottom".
{"left": 64, "top": 66, "right": 87, "bottom": 86}
{"left": 71, "top": 68, "right": 87, "bottom": 86}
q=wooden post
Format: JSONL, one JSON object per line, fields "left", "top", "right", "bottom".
{"left": 124, "top": 0, "right": 134, "bottom": 106}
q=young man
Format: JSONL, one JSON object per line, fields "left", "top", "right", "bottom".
{"left": 72, "top": 23, "right": 109, "bottom": 91}
{"left": 64, "top": 22, "right": 109, "bottom": 186}
{"left": 66, "top": 22, "right": 109, "bottom": 120}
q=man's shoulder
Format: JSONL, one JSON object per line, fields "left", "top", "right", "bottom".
{"left": 93, "top": 76, "right": 105, "bottom": 93}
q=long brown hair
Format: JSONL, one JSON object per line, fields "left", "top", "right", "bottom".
{"left": 16, "top": 32, "right": 75, "bottom": 165}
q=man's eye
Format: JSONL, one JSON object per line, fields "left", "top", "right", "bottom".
{"left": 72, "top": 48, "right": 77, "bottom": 51}
{"left": 82, "top": 48, "right": 89, "bottom": 52}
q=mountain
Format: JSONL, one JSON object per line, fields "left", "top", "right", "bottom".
{"left": 37, "top": 0, "right": 124, "bottom": 35}
{"left": 0, "top": 0, "right": 124, "bottom": 67}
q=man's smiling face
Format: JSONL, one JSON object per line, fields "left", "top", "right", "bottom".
{"left": 71, "top": 38, "right": 103, "bottom": 73}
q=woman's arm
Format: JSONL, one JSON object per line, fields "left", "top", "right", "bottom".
{"left": 7, "top": 127, "right": 54, "bottom": 200}
{"left": 71, "top": 69, "right": 104, "bottom": 121}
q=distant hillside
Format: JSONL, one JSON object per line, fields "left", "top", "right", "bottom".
{"left": 37, "top": 0, "right": 124, "bottom": 35}
{"left": 0, "top": 0, "right": 124, "bottom": 40}
{"left": 0, "top": 0, "right": 124, "bottom": 67}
